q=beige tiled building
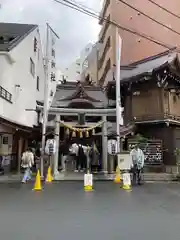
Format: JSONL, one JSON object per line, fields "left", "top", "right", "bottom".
{"left": 98, "top": 0, "right": 180, "bottom": 85}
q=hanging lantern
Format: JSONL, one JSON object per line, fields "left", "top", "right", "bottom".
{"left": 79, "top": 131, "right": 83, "bottom": 138}
{"left": 92, "top": 128, "right": 95, "bottom": 135}
{"left": 66, "top": 128, "right": 70, "bottom": 135}
{"left": 86, "top": 130, "right": 89, "bottom": 138}
{"left": 72, "top": 131, "right": 76, "bottom": 138}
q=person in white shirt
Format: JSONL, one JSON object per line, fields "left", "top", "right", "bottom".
{"left": 21, "top": 148, "right": 34, "bottom": 183}
{"left": 130, "top": 144, "right": 144, "bottom": 185}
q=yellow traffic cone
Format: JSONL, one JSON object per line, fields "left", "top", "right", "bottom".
{"left": 33, "top": 170, "right": 42, "bottom": 191}
{"left": 46, "top": 166, "right": 53, "bottom": 183}
{"left": 114, "top": 166, "right": 121, "bottom": 184}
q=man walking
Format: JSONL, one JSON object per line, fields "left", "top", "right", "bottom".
{"left": 130, "top": 144, "right": 145, "bottom": 185}
{"left": 21, "top": 148, "right": 34, "bottom": 183}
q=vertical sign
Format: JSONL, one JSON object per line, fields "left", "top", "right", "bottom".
{"left": 47, "top": 24, "right": 59, "bottom": 109}
{"left": 115, "top": 27, "right": 122, "bottom": 154}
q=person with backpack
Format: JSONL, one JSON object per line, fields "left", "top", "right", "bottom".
{"left": 21, "top": 148, "right": 34, "bottom": 183}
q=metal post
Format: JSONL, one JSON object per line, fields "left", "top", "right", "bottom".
{"left": 40, "top": 23, "right": 50, "bottom": 178}
{"left": 102, "top": 115, "right": 108, "bottom": 173}
{"left": 115, "top": 27, "right": 122, "bottom": 154}
{"left": 54, "top": 115, "right": 61, "bottom": 180}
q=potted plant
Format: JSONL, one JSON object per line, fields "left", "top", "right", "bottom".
{"left": 134, "top": 134, "right": 148, "bottom": 150}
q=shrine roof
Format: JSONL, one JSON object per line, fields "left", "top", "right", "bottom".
{"left": 106, "top": 49, "right": 180, "bottom": 85}
{"left": 107, "top": 122, "right": 135, "bottom": 137}
{"left": 51, "top": 81, "right": 108, "bottom": 108}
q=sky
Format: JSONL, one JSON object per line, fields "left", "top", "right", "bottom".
{"left": 0, "top": 0, "right": 102, "bottom": 69}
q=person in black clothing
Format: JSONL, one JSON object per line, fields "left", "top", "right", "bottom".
{"left": 75, "top": 145, "right": 87, "bottom": 172}
{"left": 60, "top": 142, "right": 69, "bottom": 172}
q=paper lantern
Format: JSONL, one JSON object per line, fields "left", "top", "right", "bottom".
{"left": 66, "top": 128, "right": 70, "bottom": 135}
{"left": 79, "top": 131, "right": 83, "bottom": 138}
{"left": 72, "top": 131, "right": 76, "bottom": 138}
{"left": 92, "top": 129, "right": 95, "bottom": 135}
{"left": 86, "top": 131, "right": 89, "bottom": 138}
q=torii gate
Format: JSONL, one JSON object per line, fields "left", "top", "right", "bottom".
{"left": 37, "top": 106, "right": 116, "bottom": 179}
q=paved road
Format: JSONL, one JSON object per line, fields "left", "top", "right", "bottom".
{"left": 0, "top": 182, "right": 180, "bottom": 239}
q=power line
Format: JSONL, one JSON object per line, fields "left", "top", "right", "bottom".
{"left": 53, "top": 0, "right": 180, "bottom": 53}
{"left": 118, "top": 0, "right": 180, "bottom": 37}
{"left": 53, "top": 0, "right": 97, "bottom": 18}
{"left": 67, "top": 0, "right": 100, "bottom": 14}
{"left": 147, "top": 0, "right": 180, "bottom": 20}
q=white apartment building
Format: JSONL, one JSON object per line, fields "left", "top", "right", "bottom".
{"left": 0, "top": 22, "right": 45, "bottom": 128}
{"left": 0, "top": 22, "right": 45, "bottom": 169}
{"left": 62, "top": 43, "right": 93, "bottom": 81}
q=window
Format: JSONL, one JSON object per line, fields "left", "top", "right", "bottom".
{"left": 36, "top": 76, "right": 40, "bottom": 91}
{"left": 52, "top": 49, "right": 55, "bottom": 58}
{"left": 51, "top": 72, "right": 56, "bottom": 81}
{"left": 2, "top": 136, "right": 8, "bottom": 145}
{"left": 51, "top": 60, "right": 56, "bottom": 68}
{"left": 30, "top": 58, "right": 35, "bottom": 77}
{"left": 0, "top": 35, "right": 16, "bottom": 44}
{"left": 34, "top": 37, "right": 37, "bottom": 52}
{"left": 0, "top": 86, "right": 12, "bottom": 103}
{"left": 50, "top": 90, "right": 53, "bottom": 97}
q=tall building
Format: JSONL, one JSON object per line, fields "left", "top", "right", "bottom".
{"left": 62, "top": 43, "right": 93, "bottom": 81}
{"left": 81, "top": 42, "right": 100, "bottom": 84}
{"left": 98, "top": 0, "right": 180, "bottom": 85}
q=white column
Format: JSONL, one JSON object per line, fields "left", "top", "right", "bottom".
{"left": 102, "top": 115, "right": 108, "bottom": 173}
{"left": 53, "top": 115, "right": 62, "bottom": 180}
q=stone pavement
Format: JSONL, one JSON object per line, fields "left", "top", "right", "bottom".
{"left": 0, "top": 172, "right": 175, "bottom": 182}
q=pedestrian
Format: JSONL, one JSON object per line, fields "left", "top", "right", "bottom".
{"left": 61, "top": 142, "right": 69, "bottom": 172}
{"left": 21, "top": 148, "right": 34, "bottom": 183}
{"left": 130, "top": 144, "right": 144, "bottom": 185}
{"left": 89, "top": 142, "right": 99, "bottom": 173}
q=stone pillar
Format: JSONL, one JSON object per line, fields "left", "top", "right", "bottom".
{"left": 102, "top": 115, "right": 108, "bottom": 174}
{"left": 53, "top": 115, "right": 62, "bottom": 180}
{"left": 17, "top": 137, "right": 23, "bottom": 174}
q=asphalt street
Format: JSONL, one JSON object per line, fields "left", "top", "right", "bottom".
{"left": 0, "top": 181, "right": 180, "bottom": 240}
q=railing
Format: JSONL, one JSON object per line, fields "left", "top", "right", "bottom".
{"left": 99, "top": 58, "right": 111, "bottom": 84}
{"left": 99, "top": 15, "right": 110, "bottom": 43}
{"left": 0, "top": 86, "right": 12, "bottom": 103}
{"left": 98, "top": 36, "right": 111, "bottom": 70}
{"left": 128, "top": 140, "right": 163, "bottom": 165}
{"left": 131, "top": 113, "right": 180, "bottom": 122}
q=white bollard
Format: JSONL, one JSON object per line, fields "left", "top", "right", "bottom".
{"left": 84, "top": 171, "right": 93, "bottom": 191}
{"left": 122, "top": 172, "right": 132, "bottom": 191}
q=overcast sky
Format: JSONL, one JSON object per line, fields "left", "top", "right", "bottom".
{"left": 0, "top": 0, "right": 102, "bottom": 69}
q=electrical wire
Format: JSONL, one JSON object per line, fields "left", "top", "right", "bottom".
{"left": 53, "top": 0, "right": 180, "bottom": 52}
{"left": 147, "top": 0, "right": 180, "bottom": 20}
{"left": 117, "top": 0, "right": 180, "bottom": 37}
{"left": 66, "top": 0, "right": 100, "bottom": 14}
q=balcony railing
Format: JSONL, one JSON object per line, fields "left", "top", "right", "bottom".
{"left": 131, "top": 113, "right": 180, "bottom": 122}
{"left": 99, "top": 58, "right": 111, "bottom": 84}
{"left": 98, "top": 36, "right": 111, "bottom": 70}
{"left": 99, "top": 15, "right": 110, "bottom": 43}
{"left": 0, "top": 86, "right": 12, "bottom": 103}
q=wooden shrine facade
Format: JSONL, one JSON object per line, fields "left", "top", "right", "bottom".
{"left": 106, "top": 49, "right": 180, "bottom": 169}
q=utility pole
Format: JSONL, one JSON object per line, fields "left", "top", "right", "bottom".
{"left": 40, "top": 23, "right": 59, "bottom": 178}
{"left": 115, "top": 27, "right": 122, "bottom": 155}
